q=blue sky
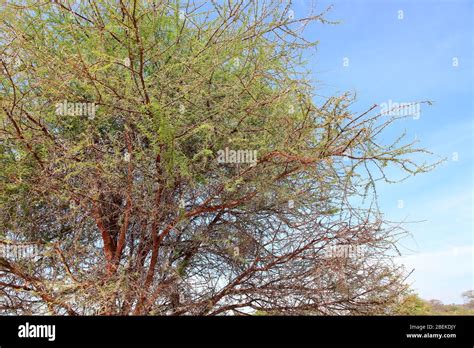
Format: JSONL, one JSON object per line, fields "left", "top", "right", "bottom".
{"left": 291, "top": 0, "right": 473, "bottom": 303}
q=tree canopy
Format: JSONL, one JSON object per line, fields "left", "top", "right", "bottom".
{"left": 0, "top": 0, "right": 437, "bottom": 315}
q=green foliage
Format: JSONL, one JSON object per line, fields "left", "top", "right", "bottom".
{"left": 0, "top": 0, "right": 440, "bottom": 315}
{"left": 395, "top": 293, "right": 433, "bottom": 315}
{"left": 394, "top": 292, "right": 474, "bottom": 315}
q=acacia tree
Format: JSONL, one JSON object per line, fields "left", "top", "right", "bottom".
{"left": 0, "top": 0, "right": 436, "bottom": 315}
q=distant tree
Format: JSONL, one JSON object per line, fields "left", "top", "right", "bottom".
{"left": 461, "top": 290, "right": 474, "bottom": 309}
{"left": 0, "top": 0, "right": 437, "bottom": 315}
{"left": 394, "top": 293, "right": 432, "bottom": 315}
{"left": 428, "top": 299, "right": 444, "bottom": 311}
